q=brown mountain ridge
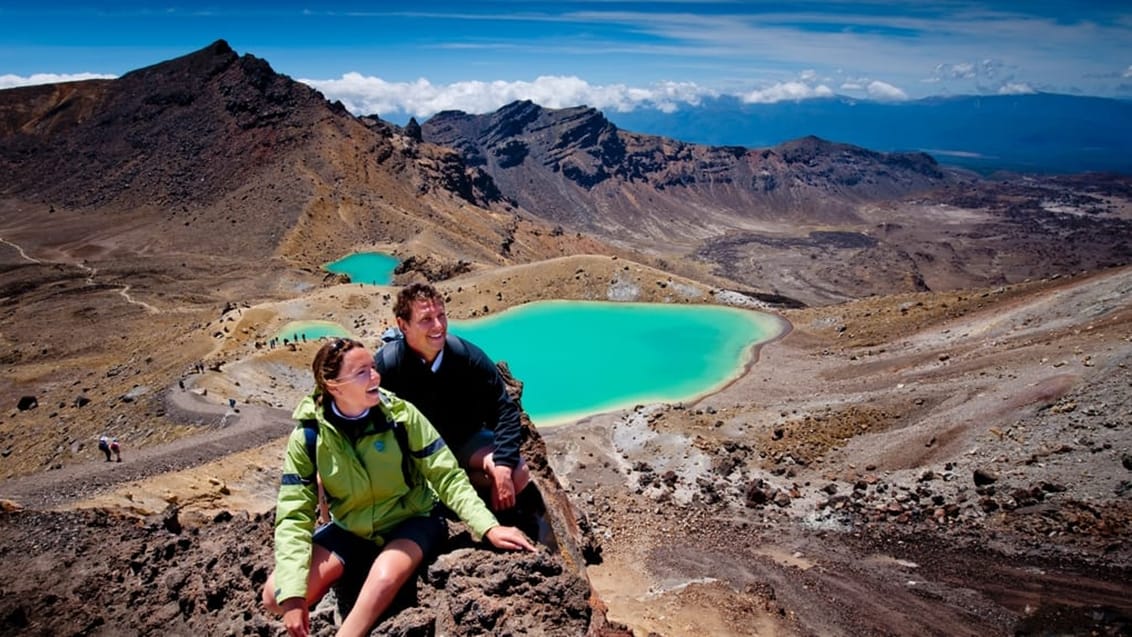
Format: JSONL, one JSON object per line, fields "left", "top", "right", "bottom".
{"left": 424, "top": 99, "right": 949, "bottom": 229}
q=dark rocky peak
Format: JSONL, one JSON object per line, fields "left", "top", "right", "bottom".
{"left": 485, "top": 101, "right": 616, "bottom": 146}
{"left": 426, "top": 100, "right": 548, "bottom": 142}
{"left": 0, "top": 40, "right": 345, "bottom": 209}
{"left": 423, "top": 108, "right": 480, "bottom": 139}
{"left": 778, "top": 135, "right": 884, "bottom": 162}
{"left": 425, "top": 101, "right": 616, "bottom": 148}
{"left": 775, "top": 135, "right": 942, "bottom": 179}
{"left": 103, "top": 39, "right": 328, "bottom": 131}
{"left": 486, "top": 100, "right": 543, "bottom": 136}
{"left": 776, "top": 135, "right": 869, "bottom": 164}
{"left": 423, "top": 101, "right": 623, "bottom": 185}
{"left": 119, "top": 39, "right": 238, "bottom": 86}
{"left": 404, "top": 116, "right": 422, "bottom": 142}
{"left": 540, "top": 105, "right": 618, "bottom": 151}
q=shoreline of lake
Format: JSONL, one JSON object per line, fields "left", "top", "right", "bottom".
{"left": 499, "top": 306, "right": 793, "bottom": 428}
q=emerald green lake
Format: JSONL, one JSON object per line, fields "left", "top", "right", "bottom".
{"left": 450, "top": 301, "right": 783, "bottom": 426}
{"left": 325, "top": 252, "right": 398, "bottom": 285}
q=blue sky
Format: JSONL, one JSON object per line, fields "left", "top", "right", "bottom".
{"left": 1, "top": 1, "right": 1130, "bottom": 119}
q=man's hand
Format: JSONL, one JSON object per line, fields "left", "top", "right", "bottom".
{"left": 486, "top": 525, "right": 537, "bottom": 552}
{"left": 280, "top": 597, "right": 309, "bottom": 637}
{"left": 490, "top": 464, "right": 516, "bottom": 510}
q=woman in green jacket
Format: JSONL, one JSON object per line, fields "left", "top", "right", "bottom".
{"left": 262, "top": 338, "right": 535, "bottom": 637}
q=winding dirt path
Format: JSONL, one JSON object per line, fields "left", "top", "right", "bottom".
{"left": 0, "top": 235, "right": 41, "bottom": 263}
{"left": 0, "top": 385, "right": 293, "bottom": 509}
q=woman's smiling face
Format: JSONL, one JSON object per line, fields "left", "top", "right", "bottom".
{"left": 326, "top": 347, "right": 381, "bottom": 415}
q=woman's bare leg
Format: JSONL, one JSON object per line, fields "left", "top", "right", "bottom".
{"left": 335, "top": 538, "right": 423, "bottom": 637}
{"left": 262, "top": 543, "right": 344, "bottom": 613}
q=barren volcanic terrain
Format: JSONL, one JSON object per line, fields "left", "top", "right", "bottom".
{"left": 1, "top": 42, "right": 1131, "bottom": 637}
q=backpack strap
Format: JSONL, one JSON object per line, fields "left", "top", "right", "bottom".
{"left": 377, "top": 338, "right": 403, "bottom": 371}
{"left": 391, "top": 420, "right": 415, "bottom": 488}
{"left": 373, "top": 390, "right": 416, "bottom": 488}
{"left": 299, "top": 419, "right": 318, "bottom": 485}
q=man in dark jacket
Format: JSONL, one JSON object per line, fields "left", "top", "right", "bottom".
{"left": 375, "top": 283, "right": 534, "bottom": 513}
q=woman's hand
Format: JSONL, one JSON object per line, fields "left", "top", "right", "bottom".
{"left": 280, "top": 597, "right": 309, "bottom": 637}
{"left": 485, "top": 525, "right": 537, "bottom": 552}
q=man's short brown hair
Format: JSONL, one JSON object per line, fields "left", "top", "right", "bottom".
{"left": 393, "top": 282, "right": 444, "bottom": 321}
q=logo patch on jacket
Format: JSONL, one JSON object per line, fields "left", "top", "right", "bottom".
{"left": 374, "top": 440, "right": 386, "bottom": 452}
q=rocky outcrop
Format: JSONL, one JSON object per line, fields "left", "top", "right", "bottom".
{"left": 0, "top": 363, "right": 627, "bottom": 636}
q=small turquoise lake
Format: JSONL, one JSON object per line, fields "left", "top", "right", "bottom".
{"left": 276, "top": 320, "right": 351, "bottom": 343}
{"left": 325, "top": 252, "right": 398, "bottom": 285}
{"left": 449, "top": 301, "right": 783, "bottom": 426}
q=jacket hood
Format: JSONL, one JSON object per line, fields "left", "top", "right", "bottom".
{"left": 291, "top": 393, "right": 320, "bottom": 420}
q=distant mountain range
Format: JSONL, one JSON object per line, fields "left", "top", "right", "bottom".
{"left": 600, "top": 94, "right": 1132, "bottom": 175}
{"left": 423, "top": 100, "right": 954, "bottom": 243}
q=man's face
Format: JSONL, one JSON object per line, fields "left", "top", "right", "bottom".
{"left": 398, "top": 297, "right": 448, "bottom": 362}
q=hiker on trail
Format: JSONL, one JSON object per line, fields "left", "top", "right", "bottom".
{"left": 98, "top": 435, "right": 112, "bottom": 462}
{"left": 109, "top": 438, "right": 121, "bottom": 462}
{"left": 262, "top": 338, "right": 535, "bottom": 637}
{"left": 375, "top": 283, "right": 540, "bottom": 518}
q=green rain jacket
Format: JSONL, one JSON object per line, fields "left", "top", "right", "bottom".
{"left": 272, "top": 389, "right": 499, "bottom": 603}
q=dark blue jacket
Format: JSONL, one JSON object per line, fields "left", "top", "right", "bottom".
{"left": 375, "top": 334, "right": 523, "bottom": 469}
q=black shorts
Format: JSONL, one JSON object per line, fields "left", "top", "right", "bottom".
{"left": 313, "top": 508, "right": 446, "bottom": 571}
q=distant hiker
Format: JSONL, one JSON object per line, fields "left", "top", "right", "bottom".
{"left": 178, "top": 378, "right": 185, "bottom": 391}
{"left": 262, "top": 338, "right": 534, "bottom": 637}
{"left": 98, "top": 435, "right": 112, "bottom": 462}
{"left": 228, "top": 397, "right": 237, "bottom": 409}
{"left": 109, "top": 438, "right": 121, "bottom": 462}
{"left": 375, "top": 283, "right": 539, "bottom": 518}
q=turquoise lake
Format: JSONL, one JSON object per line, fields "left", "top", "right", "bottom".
{"left": 324, "top": 252, "right": 399, "bottom": 285}
{"left": 277, "top": 320, "right": 351, "bottom": 343}
{"left": 449, "top": 301, "right": 783, "bottom": 426}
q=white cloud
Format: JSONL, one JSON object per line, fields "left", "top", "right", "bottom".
{"left": 866, "top": 80, "right": 908, "bottom": 101}
{"left": 997, "top": 82, "right": 1036, "bottom": 95}
{"left": 1124, "top": 65, "right": 1132, "bottom": 78}
{"left": 0, "top": 72, "right": 116, "bottom": 89}
{"left": 929, "top": 59, "right": 1019, "bottom": 88}
{"left": 302, "top": 73, "right": 717, "bottom": 118}
{"left": 933, "top": 62, "right": 975, "bottom": 80}
{"left": 739, "top": 81, "right": 834, "bottom": 104}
